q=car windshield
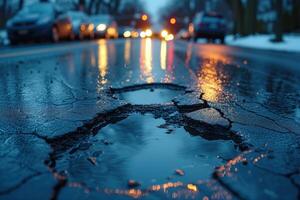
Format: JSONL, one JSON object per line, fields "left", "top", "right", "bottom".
{"left": 203, "top": 16, "right": 224, "bottom": 24}
{"left": 20, "top": 3, "right": 54, "bottom": 15}
{"left": 91, "top": 15, "right": 111, "bottom": 24}
{"left": 68, "top": 12, "right": 84, "bottom": 20}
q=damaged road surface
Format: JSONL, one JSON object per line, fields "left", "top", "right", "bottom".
{"left": 0, "top": 39, "right": 300, "bottom": 200}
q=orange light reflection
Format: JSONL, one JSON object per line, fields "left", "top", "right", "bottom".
{"left": 97, "top": 39, "right": 108, "bottom": 86}
{"left": 140, "top": 38, "right": 154, "bottom": 83}
{"left": 197, "top": 46, "right": 231, "bottom": 102}
{"left": 198, "top": 62, "right": 222, "bottom": 102}
{"left": 124, "top": 39, "right": 131, "bottom": 65}
{"left": 160, "top": 40, "right": 167, "bottom": 70}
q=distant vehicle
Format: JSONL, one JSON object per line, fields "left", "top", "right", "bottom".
{"left": 6, "top": 2, "right": 73, "bottom": 44}
{"left": 90, "top": 15, "right": 118, "bottom": 39}
{"left": 118, "top": 26, "right": 134, "bottom": 38}
{"left": 190, "top": 12, "right": 226, "bottom": 43}
{"left": 67, "top": 11, "right": 93, "bottom": 40}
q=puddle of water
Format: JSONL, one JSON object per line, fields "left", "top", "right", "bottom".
{"left": 117, "top": 88, "right": 184, "bottom": 105}
{"left": 61, "top": 113, "right": 238, "bottom": 196}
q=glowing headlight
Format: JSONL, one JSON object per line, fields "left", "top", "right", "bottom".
{"left": 140, "top": 31, "right": 146, "bottom": 38}
{"left": 165, "top": 34, "right": 174, "bottom": 41}
{"left": 123, "top": 31, "right": 131, "bottom": 38}
{"left": 132, "top": 31, "right": 139, "bottom": 38}
{"left": 145, "top": 29, "right": 152, "bottom": 37}
{"left": 97, "top": 24, "right": 107, "bottom": 31}
{"left": 161, "top": 30, "right": 168, "bottom": 38}
{"left": 88, "top": 24, "right": 94, "bottom": 31}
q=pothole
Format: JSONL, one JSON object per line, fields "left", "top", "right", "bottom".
{"left": 54, "top": 113, "right": 240, "bottom": 199}
{"left": 117, "top": 88, "right": 184, "bottom": 105}
{"left": 42, "top": 84, "right": 248, "bottom": 199}
{"left": 110, "top": 83, "right": 186, "bottom": 105}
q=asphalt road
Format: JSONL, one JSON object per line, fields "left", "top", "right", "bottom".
{"left": 0, "top": 39, "right": 300, "bottom": 200}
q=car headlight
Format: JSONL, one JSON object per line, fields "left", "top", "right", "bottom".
{"left": 37, "top": 17, "right": 52, "bottom": 25}
{"left": 123, "top": 31, "right": 131, "bottom": 38}
{"left": 96, "top": 24, "right": 107, "bottom": 31}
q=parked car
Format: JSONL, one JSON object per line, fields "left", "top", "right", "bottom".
{"left": 189, "top": 12, "right": 226, "bottom": 43}
{"left": 6, "top": 2, "right": 72, "bottom": 44}
{"left": 90, "top": 15, "right": 118, "bottom": 39}
{"left": 66, "top": 11, "right": 93, "bottom": 40}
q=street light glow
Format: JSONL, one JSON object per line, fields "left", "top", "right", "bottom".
{"left": 141, "top": 14, "right": 148, "bottom": 21}
{"left": 170, "top": 18, "right": 176, "bottom": 25}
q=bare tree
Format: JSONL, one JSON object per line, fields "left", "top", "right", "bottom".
{"left": 292, "top": 0, "right": 300, "bottom": 31}
{"left": 244, "top": 0, "right": 258, "bottom": 35}
{"left": 18, "top": 0, "right": 24, "bottom": 10}
{"left": 226, "top": 0, "right": 244, "bottom": 36}
{"left": 0, "top": 0, "right": 8, "bottom": 27}
{"left": 273, "top": 0, "right": 284, "bottom": 42}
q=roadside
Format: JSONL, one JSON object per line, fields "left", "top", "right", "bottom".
{"left": 226, "top": 34, "right": 300, "bottom": 53}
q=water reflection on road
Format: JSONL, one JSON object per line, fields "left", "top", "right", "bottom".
{"left": 97, "top": 39, "right": 108, "bottom": 87}
{"left": 1, "top": 39, "right": 300, "bottom": 199}
{"left": 0, "top": 39, "right": 299, "bottom": 134}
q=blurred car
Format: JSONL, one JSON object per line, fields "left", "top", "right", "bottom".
{"left": 6, "top": 2, "right": 73, "bottom": 44}
{"left": 90, "top": 15, "right": 118, "bottom": 39}
{"left": 189, "top": 12, "right": 226, "bottom": 43}
{"left": 67, "top": 11, "right": 93, "bottom": 40}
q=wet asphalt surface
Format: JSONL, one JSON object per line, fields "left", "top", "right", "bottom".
{"left": 0, "top": 38, "right": 300, "bottom": 200}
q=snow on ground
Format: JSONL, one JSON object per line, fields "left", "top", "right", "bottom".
{"left": 226, "top": 35, "right": 300, "bottom": 53}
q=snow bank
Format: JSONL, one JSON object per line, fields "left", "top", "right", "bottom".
{"left": 226, "top": 35, "right": 300, "bottom": 53}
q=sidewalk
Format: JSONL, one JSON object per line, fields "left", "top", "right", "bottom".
{"left": 226, "top": 34, "right": 300, "bottom": 53}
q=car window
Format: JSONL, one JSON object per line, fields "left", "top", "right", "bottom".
{"left": 91, "top": 15, "right": 111, "bottom": 24}
{"left": 68, "top": 12, "right": 84, "bottom": 20}
{"left": 20, "top": 3, "right": 54, "bottom": 15}
{"left": 202, "top": 16, "right": 224, "bottom": 24}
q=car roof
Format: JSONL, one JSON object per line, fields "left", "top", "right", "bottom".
{"left": 203, "top": 12, "right": 224, "bottom": 18}
{"left": 67, "top": 11, "right": 86, "bottom": 17}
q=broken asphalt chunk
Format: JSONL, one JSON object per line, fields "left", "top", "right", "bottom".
{"left": 127, "top": 180, "right": 141, "bottom": 188}
{"left": 175, "top": 169, "right": 185, "bottom": 176}
{"left": 101, "top": 139, "right": 113, "bottom": 145}
{"left": 173, "top": 92, "right": 206, "bottom": 111}
{"left": 87, "top": 157, "right": 97, "bottom": 166}
{"left": 185, "top": 108, "right": 230, "bottom": 129}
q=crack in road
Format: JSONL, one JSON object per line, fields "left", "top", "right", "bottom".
{"left": 5, "top": 82, "right": 294, "bottom": 200}
{"left": 0, "top": 172, "right": 43, "bottom": 195}
{"left": 234, "top": 102, "right": 298, "bottom": 134}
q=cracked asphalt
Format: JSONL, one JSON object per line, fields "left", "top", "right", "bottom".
{"left": 0, "top": 39, "right": 300, "bottom": 200}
